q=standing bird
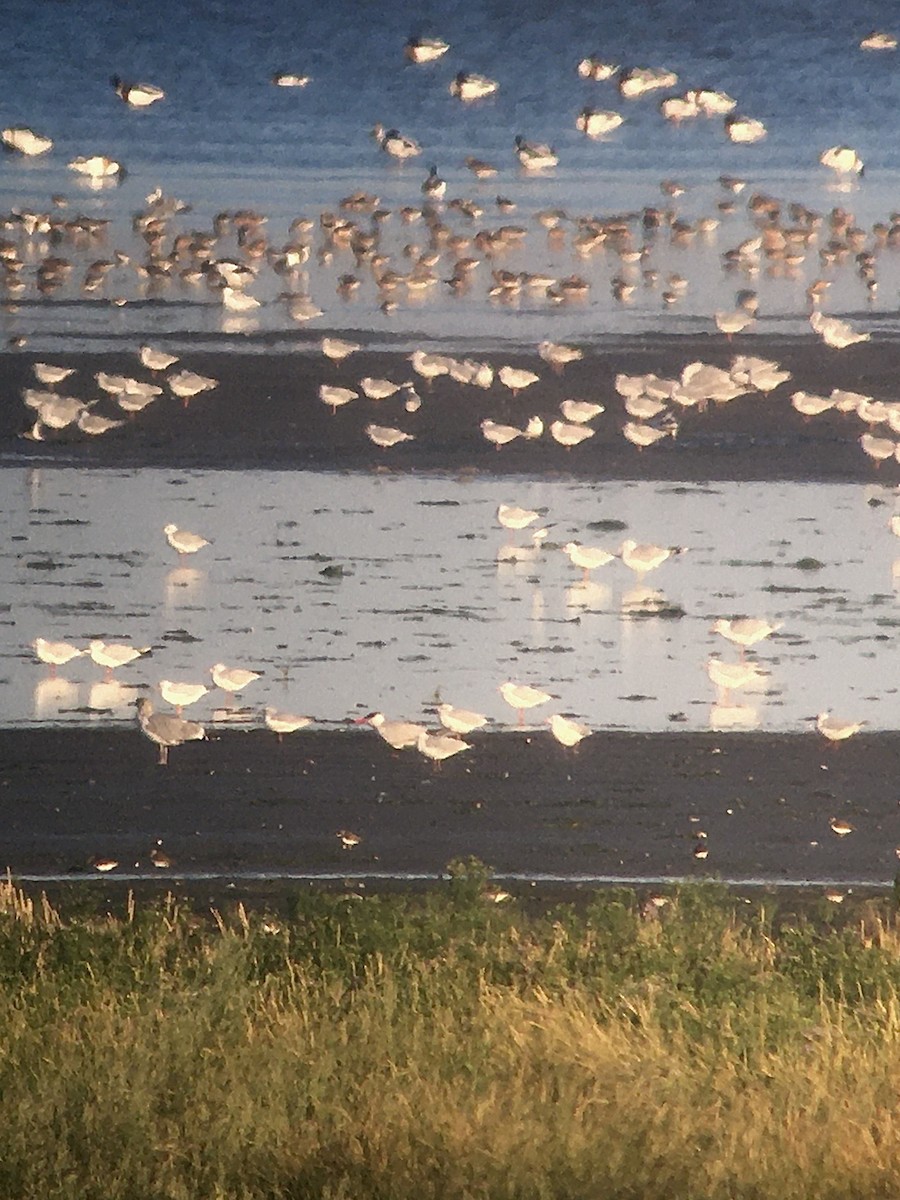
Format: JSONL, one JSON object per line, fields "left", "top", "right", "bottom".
{"left": 437, "top": 702, "right": 488, "bottom": 734}
{"left": 416, "top": 728, "right": 471, "bottom": 767}
{"left": 713, "top": 617, "right": 782, "bottom": 658}
{"left": 264, "top": 706, "right": 312, "bottom": 742}
{"left": 816, "top": 711, "right": 865, "bottom": 745}
{"left": 136, "top": 697, "right": 204, "bottom": 765}
{"left": 89, "top": 639, "right": 151, "bottom": 680}
{"left": 355, "top": 711, "right": 425, "bottom": 749}
{"left": 499, "top": 681, "right": 552, "bottom": 725}
{"left": 210, "top": 662, "right": 261, "bottom": 695}
{"left": 547, "top": 713, "right": 591, "bottom": 748}
{"left": 163, "top": 523, "right": 209, "bottom": 557}
{"left": 563, "top": 542, "right": 615, "bottom": 582}
{"left": 819, "top": 145, "right": 864, "bottom": 177}
{"left": 33, "top": 637, "right": 83, "bottom": 676}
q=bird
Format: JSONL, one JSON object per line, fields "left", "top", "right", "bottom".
{"left": 372, "top": 124, "right": 421, "bottom": 160}
{"left": 355, "top": 711, "right": 425, "bottom": 750}
{"left": 449, "top": 72, "right": 498, "bottom": 101}
{"left": 724, "top": 115, "right": 766, "bottom": 143}
{"left": 622, "top": 421, "right": 672, "bottom": 449}
{"left": 68, "top": 155, "right": 124, "bottom": 178}
{"left": 819, "top": 145, "right": 864, "bottom": 177}
{"left": 437, "top": 703, "right": 488, "bottom": 734}
{"left": 33, "top": 637, "right": 83, "bottom": 676}
{"left": 563, "top": 542, "right": 615, "bottom": 581}
{"left": 321, "top": 337, "right": 360, "bottom": 364}
{"left": 271, "top": 72, "right": 311, "bottom": 87}
{"left": 706, "top": 656, "right": 765, "bottom": 704}
{"left": 538, "top": 341, "right": 583, "bottom": 373}
{"left": 135, "top": 697, "right": 204, "bottom": 766}
{"left": 1, "top": 126, "right": 52, "bottom": 155}
{"left": 168, "top": 369, "right": 218, "bottom": 404}
{"left": 618, "top": 539, "right": 678, "bottom": 579}
{"left": 404, "top": 36, "right": 449, "bottom": 63}
{"left": 713, "top": 617, "right": 782, "bottom": 657}
{"left": 359, "top": 377, "right": 404, "bottom": 400}
{"left": 158, "top": 679, "right": 209, "bottom": 713}
{"left": 829, "top": 816, "right": 855, "bottom": 837}
{"left": 139, "top": 344, "right": 179, "bottom": 372}
{"left": 320, "top": 384, "right": 357, "bottom": 414}
{"left": 560, "top": 399, "right": 604, "bottom": 424}
{"left": 150, "top": 839, "right": 172, "bottom": 868}
{"left": 163, "top": 524, "right": 209, "bottom": 557}
{"left": 221, "top": 286, "right": 260, "bottom": 312}
{"left": 549, "top": 420, "right": 594, "bottom": 448}
{"left": 514, "top": 135, "right": 558, "bottom": 170}
{"left": 498, "top": 365, "right": 540, "bottom": 396}
{"left": 111, "top": 76, "right": 165, "bottom": 106}
{"left": 497, "top": 503, "right": 540, "bottom": 531}
{"left": 816, "top": 711, "right": 865, "bottom": 744}
{"left": 421, "top": 164, "right": 446, "bottom": 200}
{"left": 860, "top": 31, "right": 897, "bottom": 50}
{"left": 264, "top": 706, "right": 312, "bottom": 741}
{"left": 499, "top": 681, "right": 552, "bottom": 725}
{"left": 89, "top": 640, "right": 151, "bottom": 680}
{"left": 210, "top": 663, "right": 261, "bottom": 694}
{"left": 416, "top": 728, "right": 471, "bottom": 766}
{"left": 365, "top": 423, "right": 415, "bottom": 448}
{"left": 481, "top": 419, "right": 523, "bottom": 449}
{"left": 337, "top": 829, "right": 362, "bottom": 849}
{"left": 575, "top": 108, "right": 624, "bottom": 137}
{"left": 547, "top": 713, "right": 591, "bottom": 748}
{"left": 33, "top": 362, "right": 75, "bottom": 386}
{"left": 77, "top": 410, "right": 125, "bottom": 437}
{"left": 810, "top": 310, "right": 870, "bottom": 348}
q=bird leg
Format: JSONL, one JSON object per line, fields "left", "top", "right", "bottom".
{"left": 158, "top": 744, "right": 169, "bottom": 766}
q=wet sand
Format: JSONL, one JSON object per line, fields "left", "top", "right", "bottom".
{"left": 5, "top": 334, "right": 899, "bottom": 899}
{"left": 3, "top": 334, "right": 900, "bottom": 480}
{"left": 1, "top": 726, "right": 897, "bottom": 890}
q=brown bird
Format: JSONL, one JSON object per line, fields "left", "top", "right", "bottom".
{"left": 135, "top": 697, "right": 204, "bottom": 765}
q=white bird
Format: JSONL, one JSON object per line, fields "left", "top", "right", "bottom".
{"left": 724, "top": 115, "right": 766, "bottom": 143}
{"left": 360, "top": 377, "right": 404, "bottom": 400}
{"left": 860, "top": 433, "right": 896, "bottom": 465}
{"left": 499, "top": 681, "right": 552, "bottom": 725}
{"left": 264, "top": 706, "right": 312, "bottom": 741}
{"left": 514, "top": 135, "right": 558, "bottom": 170}
{"left": 68, "top": 155, "right": 123, "bottom": 178}
{"left": 404, "top": 36, "right": 449, "bottom": 63}
{"left": 810, "top": 310, "right": 870, "bottom": 348}
{"left": 538, "top": 341, "right": 583, "bottom": 373}
{"left": 618, "top": 66, "right": 678, "bottom": 98}
{"left": 271, "top": 72, "right": 311, "bottom": 86}
{"left": 481, "top": 419, "right": 523, "bottom": 449}
{"left": 356, "top": 711, "right": 425, "bottom": 749}
{"left": 623, "top": 421, "right": 671, "bottom": 449}
{"left": 321, "top": 337, "right": 360, "bottom": 364}
{"left": 550, "top": 420, "right": 594, "bottom": 448}
{"left": 168, "top": 369, "right": 219, "bottom": 403}
{"left": 164, "top": 524, "right": 209, "bottom": 557}
{"left": 618, "top": 539, "right": 676, "bottom": 579}
{"left": 498, "top": 365, "right": 540, "bottom": 395}
{"left": 577, "top": 57, "right": 619, "bottom": 81}
{"left": 210, "top": 662, "right": 261, "bottom": 694}
{"left": 221, "top": 286, "right": 260, "bottom": 312}
{"left": 563, "top": 542, "right": 615, "bottom": 581}
{"left": 139, "top": 345, "right": 179, "bottom": 372}
{"left": 560, "top": 399, "right": 604, "bottom": 424}
{"left": 575, "top": 108, "right": 624, "bottom": 137}
{"left": 365, "top": 423, "right": 414, "bottom": 448}
{"left": 33, "top": 637, "right": 83, "bottom": 675}
{"left": 158, "top": 679, "right": 209, "bottom": 713}
{"left": 819, "top": 145, "right": 864, "bottom": 176}
{"left": 372, "top": 124, "right": 421, "bottom": 160}
{"left": 111, "top": 76, "right": 165, "bottom": 106}
{"left": 437, "top": 703, "right": 488, "bottom": 734}
{"left": 136, "top": 697, "right": 204, "bottom": 766}
{"left": 713, "top": 618, "right": 782, "bottom": 657}
{"left": 497, "top": 503, "right": 540, "bottom": 530}
{"left": 817, "top": 711, "right": 865, "bottom": 744}
{"left": 860, "top": 31, "right": 897, "bottom": 50}
{"left": 791, "top": 391, "right": 835, "bottom": 418}
{"left": 1, "top": 126, "right": 52, "bottom": 155}
{"left": 547, "top": 713, "right": 591, "bottom": 748}
{"left": 449, "top": 72, "right": 498, "bottom": 101}
{"left": 33, "top": 363, "right": 75, "bottom": 386}
{"left": 320, "top": 384, "right": 357, "bottom": 414}
{"left": 89, "top": 640, "right": 151, "bottom": 679}
{"left": 416, "top": 728, "right": 471, "bottom": 766}
{"left": 77, "top": 410, "right": 125, "bottom": 436}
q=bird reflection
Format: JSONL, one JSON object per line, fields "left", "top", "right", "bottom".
{"left": 33, "top": 676, "right": 78, "bottom": 720}
{"left": 88, "top": 679, "right": 132, "bottom": 714}
{"left": 621, "top": 584, "right": 666, "bottom": 614}
{"left": 565, "top": 580, "right": 610, "bottom": 611}
{"left": 709, "top": 701, "right": 760, "bottom": 731}
{"left": 165, "top": 565, "right": 206, "bottom": 608}
{"left": 221, "top": 315, "right": 259, "bottom": 335}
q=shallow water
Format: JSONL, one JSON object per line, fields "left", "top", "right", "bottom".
{"left": 3, "top": 466, "right": 899, "bottom": 732}
{"left": 0, "top": 0, "right": 899, "bottom": 352}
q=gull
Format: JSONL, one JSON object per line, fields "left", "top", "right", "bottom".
{"left": 372, "top": 124, "right": 421, "bottom": 160}
{"left": 810, "top": 310, "right": 870, "bottom": 348}
{"left": 409, "top": 350, "right": 452, "bottom": 386}
{"left": 820, "top": 145, "right": 864, "bottom": 176}
{"left": 33, "top": 362, "right": 75, "bottom": 386}
{"left": 575, "top": 108, "right": 624, "bottom": 137}
{"left": 547, "top": 713, "right": 591, "bottom": 748}
{"left": 577, "top": 56, "right": 619, "bottom": 80}
{"left": 481, "top": 419, "right": 523, "bottom": 449}
{"left": 77, "top": 410, "right": 125, "bottom": 436}
{"left": 159, "top": 679, "right": 209, "bottom": 713}
{"left": 264, "top": 706, "right": 312, "bottom": 742}
{"left": 271, "top": 72, "right": 310, "bottom": 86}
{"left": 437, "top": 703, "right": 488, "bottom": 734}
{"left": 30, "top": 395, "right": 85, "bottom": 430}
{"left": 724, "top": 115, "right": 766, "bottom": 143}
{"left": 210, "top": 662, "right": 261, "bottom": 694}
{"left": 499, "top": 681, "right": 552, "bottom": 725}
{"left": 365, "top": 423, "right": 414, "bottom": 448}
{"left": 660, "top": 94, "right": 700, "bottom": 122}
{"left": 715, "top": 309, "right": 755, "bottom": 340}
{"left": 139, "top": 345, "right": 178, "bottom": 372}
{"left": 449, "top": 72, "right": 498, "bottom": 101}
{"left": 618, "top": 66, "right": 678, "bottom": 97}
{"left": 111, "top": 76, "right": 164, "bottom": 106}
{"left": 136, "top": 697, "right": 204, "bottom": 766}
{"left": 860, "top": 433, "right": 895, "bottom": 466}
{"left": 33, "top": 637, "right": 83, "bottom": 676}
{"left": 404, "top": 36, "right": 449, "bottom": 63}
{"left": 514, "top": 135, "right": 558, "bottom": 170}
{"left": 860, "top": 31, "right": 896, "bottom": 50}
{"left": 222, "top": 286, "right": 260, "bottom": 311}
{"left": 168, "top": 369, "right": 219, "bottom": 404}
{"left": 560, "top": 399, "right": 604, "bottom": 424}
{"left": 538, "top": 341, "right": 583, "bottom": 373}
{"left": 1, "top": 126, "right": 52, "bottom": 155}
{"left": 618, "top": 539, "right": 676, "bottom": 579}
{"left": 356, "top": 711, "right": 425, "bottom": 749}
{"left": 623, "top": 421, "right": 672, "bottom": 449}
{"left": 497, "top": 503, "right": 540, "bottom": 530}
{"left": 360, "top": 377, "right": 404, "bottom": 400}
{"left": 730, "top": 355, "right": 791, "bottom": 392}
{"left": 416, "top": 728, "right": 471, "bottom": 767}
{"left": 89, "top": 639, "right": 151, "bottom": 680}
{"left": 322, "top": 337, "right": 360, "bottom": 364}
{"left": 320, "top": 384, "right": 357, "bottom": 414}
{"left": 563, "top": 542, "right": 615, "bottom": 581}
{"left": 791, "top": 391, "right": 835, "bottom": 418}
{"left": 117, "top": 389, "right": 160, "bottom": 415}
{"left": 164, "top": 523, "right": 209, "bottom": 557}
{"left": 706, "top": 656, "right": 766, "bottom": 705}
{"left": 498, "top": 365, "right": 539, "bottom": 396}
{"left": 817, "top": 711, "right": 865, "bottom": 744}
{"left": 713, "top": 618, "right": 782, "bottom": 658}
{"left": 68, "top": 155, "right": 124, "bottom": 178}
{"left": 549, "top": 420, "right": 594, "bottom": 448}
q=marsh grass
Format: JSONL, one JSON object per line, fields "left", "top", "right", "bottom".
{"left": 3, "top": 874, "right": 900, "bottom": 1198}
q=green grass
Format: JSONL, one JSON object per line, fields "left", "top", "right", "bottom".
{"left": 2, "top": 870, "right": 900, "bottom": 1198}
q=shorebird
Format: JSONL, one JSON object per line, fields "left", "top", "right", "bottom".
{"left": 158, "top": 679, "right": 208, "bottom": 714}
{"left": 549, "top": 420, "right": 594, "bottom": 448}
{"left": 816, "top": 710, "right": 865, "bottom": 744}
{"left": 264, "top": 706, "right": 312, "bottom": 742}
{"left": 791, "top": 391, "right": 835, "bottom": 418}
{"left": 320, "top": 384, "right": 357, "bottom": 414}
{"left": 77, "top": 410, "right": 125, "bottom": 436}
{"left": 498, "top": 365, "right": 540, "bottom": 396}
{"left": 724, "top": 115, "right": 766, "bottom": 143}
{"left": 464, "top": 156, "right": 498, "bottom": 178}
{"left": 449, "top": 72, "right": 498, "bottom": 101}
{"left": 163, "top": 524, "right": 209, "bottom": 557}
{"left": 860, "top": 433, "right": 895, "bottom": 466}
{"left": 497, "top": 503, "right": 540, "bottom": 531}
{"left": 830, "top": 816, "right": 855, "bottom": 837}
{"left": 713, "top": 617, "right": 782, "bottom": 658}
{"left": 356, "top": 711, "right": 425, "bottom": 750}
{"left": 416, "top": 728, "right": 471, "bottom": 767}
{"left": 575, "top": 108, "right": 623, "bottom": 137}
{"left": 437, "top": 703, "right": 488, "bottom": 734}
{"left": 819, "top": 145, "right": 864, "bottom": 177}
{"left": 810, "top": 310, "right": 870, "bottom": 348}
{"left": 481, "top": 419, "right": 523, "bottom": 449}
{"left": 221, "top": 286, "right": 260, "bottom": 312}
{"left": 538, "top": 341, "right": 583, "bottom": 373}
{"left": 560, "top": 399, "right": 603, "bottom": 424}
{"left": 168, "top": 369, "right": 219, "bottom": 404}
{"left": 623, "top": 421, "right": 672, "bottom": 449}
{"left": 139, "top": 345, "right": 178, "bottom": 372}
{"left": 365, "top": 423, "right": 414, "bottom": 448}
{"left": 715, "top": 309, "right": 755, "bottom": 340}
{"left": 577, "top": 57, "right": 619, "bottom": 81}
{"left": 1, "top": 126, "right": 52, "bottom": 155}
{"left": 271, "top": 71, "right": 310, "bottom": 86}
{"left": 860, "top": 31, "right": 896, "bottom": 50}
{"left": 547, "top": 713, "right": 591, "bottom": 748}
{"left": 514, "top": 135, "right": 558, "bottom": 170}
{"left": 136, "top": 697, "right": 204, "bottom": 766}
{"left": 68, "top": 154, "right": 123, "bottom": 178}
{"left": 89, "top": 640, "right": 150, "bottom": 680}
{"left": 33, "top": 362, "right": 75, "bottom": 386}
{"left": 372, "top": 124, "right": 421, "bottom": 160}
{"left": 111, "top": 76, "right": 165, "bottom": 106}
{"left": 321, "top": 337, "right": 360, "bottom": 364}
{"left": 404, "top": 36, "right": 449, "bottom": 63}
{"left": 360, "top": 377, "right": 404, "bottom": 400}
{"left": 563, "top": 542, "right": 615, "bottom": 581}
{"left": 150, "top": 839, "right": 172, "bottom": 868}
{"left": 618, "top": 539, "right": 677, "bottom": 579}
{"left": 211, "top": 662, "right": 261, "bottom": 694}
{"left": 33, "top": 637, "right": 83, "bottom": 676}
{"left": 499, "top": 681, "right": 552, "bottom": 725}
